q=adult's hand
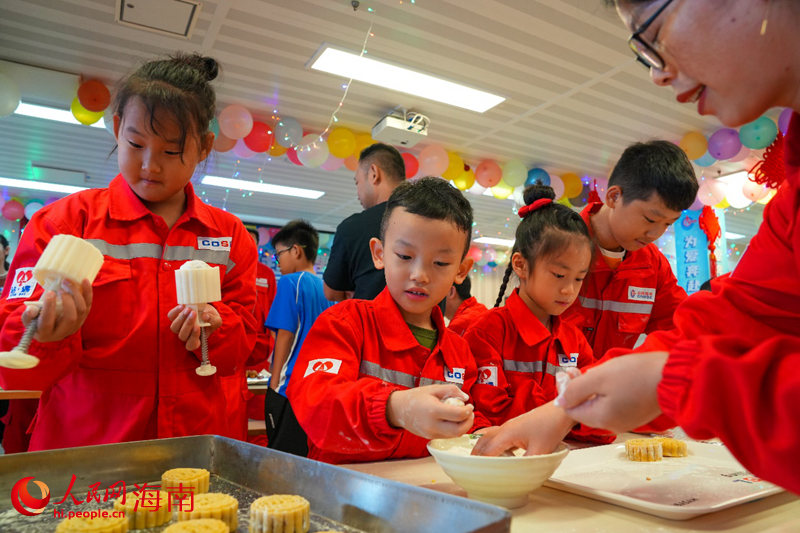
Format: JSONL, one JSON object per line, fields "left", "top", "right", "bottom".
{"left": 471, "top": 401, "right": 574, "bottom": 456}
{"left": 560, "top": 352, "right": 668, "bottom": 433}
{"left": 167, "top": 303, "right": 222, "bottom": 351}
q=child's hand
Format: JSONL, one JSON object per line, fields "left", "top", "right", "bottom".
{"left": 471, "top": 401, "right": 575, "bottom": 456}
{"left": 559, "top": 352, "right": 668, "bottom": 433}
{"left": 24, "top": 279, "right": 93, "bottom": 343}
{"left": 386, "top": 384, "right": 474, "bottom": 439}
{"left": 167, "top": 304, "right": 222, "bottom": 351}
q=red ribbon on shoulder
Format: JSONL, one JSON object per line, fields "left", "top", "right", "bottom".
{"left": 518, "top": 198, "right": 553, "bottom": 218}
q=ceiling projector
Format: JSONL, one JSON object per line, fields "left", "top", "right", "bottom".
{"left": 371, "top": 112, "right": 429, "bottom": 147}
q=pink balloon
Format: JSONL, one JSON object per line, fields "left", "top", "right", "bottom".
{"left": 233, "top": 138, "right": 256, "bottom": 158}
{"left": 320, "top": 154, "right": 344, "bottom": 171}
{"left": 257, "top": 227, "right": 270, "bottom": 247}
{"left": 689, "top": 194, "right": 704, "bottom": 210}
{"left": 727, "top": 144, "right": 750, "bottom": 162}
{"left": 286, "top": 147, "right": 303, "bottom": 166}
{"left": 418, "top": 144, "right": 448, "bottom": 176}
{"left": 697, "top": 180, "right": 725, "bottom": 206}
{"left": 218, "top": 104, "right": 253, "bottom": 139}
{"left": 548, "top": 175, "right": 565, "bottom": 200}
{"left": 466, "top": 245, "right": 483, "bottom": 263}
{"left": 2, "top": 199, "right": 24, "bottom": 221}
{"left": 742, "top": 179, "right": 769, "bottom": 202}
{"left": 475, "top": 159, "right": 502, "bottom": 188}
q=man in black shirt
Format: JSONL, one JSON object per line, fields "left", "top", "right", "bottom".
{"left": 324, "top": 143, "right": 406, "bottom": 301}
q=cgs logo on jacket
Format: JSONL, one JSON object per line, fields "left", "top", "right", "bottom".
{"left": 304, "top": 358, "right": 342, "bottom": 378}
{"left": 628, "top": 286, "right": 656, "bottom": 302}
{"left": 477, "top": 365, "right": 498, "bottom": 386}
{"left": 558, "top": 353, "right": 579, "bottom": 368}
{"left": 197, "top": 237, "right": 232, "bottom": 251}
{"left": 445, "top": 367, "right": 465, "bottom": 385}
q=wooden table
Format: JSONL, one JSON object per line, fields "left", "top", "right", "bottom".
{"left": 0, "top": 389, "right": 41, "bottom": 400}
{"left": 343, "top": 440, "right": 800, "bottom": 533}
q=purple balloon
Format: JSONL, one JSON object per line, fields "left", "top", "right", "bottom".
{"left": 707, "top": 128, "right": 741, "bottom": 160}
{"left": 778, "top": 108, "right": 793, "bottom": 135}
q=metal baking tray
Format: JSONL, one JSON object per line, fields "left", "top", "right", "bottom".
{"left": 0, "top": 435, "right": 510, "bottom": 532}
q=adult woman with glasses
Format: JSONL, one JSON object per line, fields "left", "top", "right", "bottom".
{"left": 474, "top": 0, "right": 800, "bottom": 494}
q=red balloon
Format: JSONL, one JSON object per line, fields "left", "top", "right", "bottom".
{"left": 401, "top": 152, "right": 419, "bottom": 178}
{"left": 466, "top": 245, "right": 483, "bottom": 263}
{"left": 243, "top": 121, "right": 274, "bottom": 152}
{"left": 286, "top": 147, "right": 303, "bottom": 166}
{"left": 77, "top": 80, "right": 110, "bottom": 112}
{"left": 2, "top": 199, "right": 25, "bottom": 221}
{"left": 475, "top": 159, "right": 502, "bottom": 188}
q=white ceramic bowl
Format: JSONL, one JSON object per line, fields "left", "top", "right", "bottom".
{"left": 427, "top": 435, "right": 569, "bottom": 508}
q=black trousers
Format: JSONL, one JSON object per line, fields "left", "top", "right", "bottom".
{"left": 264, "top": 388, "right": 308, "bottom": 457}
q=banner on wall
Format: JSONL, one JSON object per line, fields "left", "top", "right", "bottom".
{"left": 673, "top": 209, "right": 711, "bottom": 295}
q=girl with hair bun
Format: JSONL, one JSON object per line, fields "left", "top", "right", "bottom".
{"left": 467, "top": 185, "right": 613, "bottom": 445}
{"left": 0, "top": 53, "right": 258, "bottom": 450}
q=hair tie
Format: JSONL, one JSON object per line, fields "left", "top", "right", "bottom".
{"left": 518, "top": 198, "right": 553, "bottom": 218}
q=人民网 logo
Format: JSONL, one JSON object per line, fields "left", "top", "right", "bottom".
{"left": 11, "top": 477, "right": 50, "bottom": 516}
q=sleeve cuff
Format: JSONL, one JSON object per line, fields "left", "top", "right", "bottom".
{"left": 657, "top": 339, "right": 698, "bottom": 420}
{"left": 367, "top": 384, "right": 404, "bottom": 438}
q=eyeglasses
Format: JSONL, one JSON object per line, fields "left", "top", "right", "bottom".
{"left": 274, "top": 245, "right": 295, "bottom": 261}
{"left": 628, "top": 0, "right": 674, "bottom": 70}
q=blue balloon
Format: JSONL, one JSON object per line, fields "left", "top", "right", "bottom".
{"left": 525, "top": 167, "right": 550, "bottom": 187}
{"left": 694, "top": 152, "right": 716, "bottom": 167}
{"left": 739, "top": 116, "right": 778, "bottom": 150}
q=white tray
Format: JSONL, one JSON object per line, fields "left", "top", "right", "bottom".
{"left": 544, "top": 441, "right": 783, "bottom": 520}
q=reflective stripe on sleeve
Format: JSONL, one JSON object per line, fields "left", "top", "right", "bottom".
{"left": 579, "top": 296, "right": 653, "bottom": 314}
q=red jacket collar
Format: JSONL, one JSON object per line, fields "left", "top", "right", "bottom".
{"left": 455, "top": 296, "right": 479, "bottom": 316}
{"left": 373, "top": 286, "right": 451, "bottom": 351}
{"left": 580, "top": 202, "right": 604, "bottom": 235}
{"left": 108, "top": 174, "right": 214, "bottom": 227}
{"left": 505, "top": 289, "right": 563, "bottom": 346}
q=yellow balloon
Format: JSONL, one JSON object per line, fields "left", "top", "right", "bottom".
{"left": 268, "top": 143, "right": 287, "bottom": 156}
{"left": 453, "top": 169, "right": 475, "bottom": 191}
{"left": 354, "top": 133, "right": 376, "bottom": 157}
{"left": 715, "top": 198, "right": 730, "bottom": 209}
{"left": 442, "top": 152, "right": 464, "bottom": 181}
{"left": 561, "top": 172, "right": 583, "bottom": 198}
{"left": 491, "top": 180, "right": 514, "bottom": 199}
{"left": 557, "top": 196, "right": 573, "bottom": 207}
{"left": 71, "top": 97, "right": 103, "bottom": 125}
{"left": 327, "top": 127, "right": 356, "bottom": 159}
{"left": 680, "top": 131, "right": 708, "bottom": 160}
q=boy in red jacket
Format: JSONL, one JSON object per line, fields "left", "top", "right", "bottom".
{"left": 561, "top": 140, "right": 698, "bottom": 359}
{"left": 287, "top": 177, "right": 488, "bottom": 464}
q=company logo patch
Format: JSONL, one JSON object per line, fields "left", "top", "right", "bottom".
{"left": 255, "top": 277, "right": 270, "bottom": 288}
{"left": 304, "top": 358, "right": 342, "bottom": 378}
{"left": 628, "top": 286, "right": 656, "bottom": 303}
{"left": 11, "top": 477, "right": 50, "bottom": 516}
{"left": 197, "top": 237, "right": 232, "bottom": 251}
{"left": 477, "top": 365, "right": 498, "bottom": 386}
{"left": 445, "top": 367, "right": 466, "bottom": 384}
{"left": 558, "top": 353, "right": 579, "bottom": 368}
{"left": 8, "top": 268, "right": 37, "bottom": 299}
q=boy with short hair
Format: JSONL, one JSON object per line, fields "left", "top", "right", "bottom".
{"left": 445, "top": 276, "right": 488, "bottom": 336}
{"left": 287, "top": 177, "right": 488, "bottom": 464}
{"left": 266, "top": 220, "right": 333, "bottom": 395}
{"left": 561, "top": 140, "right": 698, "bottom": 359}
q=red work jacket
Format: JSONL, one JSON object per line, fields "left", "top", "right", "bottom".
{"left": 627, "top": 114, "right": 800, "bottom": 494}
{"left": 0, "top": 176, "right": 258, "bottom": 450}
{"left": 561, "top": 202, "right": 687, "bottom": 359}
{"left": 448, "top": 296, "right": 489, "bottom": 336}
{"left": 287, "top": 288, "right": 490, "bottom": 464}
{"left": 465, "top": 289, "right": 614, "bottom": 443}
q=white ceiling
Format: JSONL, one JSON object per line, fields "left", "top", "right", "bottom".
{"left": 0, "top": 0, "right": 765, "bottom": 242}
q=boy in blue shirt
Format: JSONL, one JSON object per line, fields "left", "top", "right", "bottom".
{"left": 266, "top": 220, "right": 333, "bottom": 395}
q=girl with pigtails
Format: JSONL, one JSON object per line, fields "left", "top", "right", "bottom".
{"left": 466, "top": 185, "right": 614, "bottom": 449}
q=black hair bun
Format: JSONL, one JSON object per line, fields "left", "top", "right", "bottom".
{"left": 175, "top": 52, "right": 219, "bottom": 81}
{"left": 522, "top": 184, "right": 556, "bottom": 205}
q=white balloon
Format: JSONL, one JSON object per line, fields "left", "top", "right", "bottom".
{"left": 0, "top": 73, "right": 21, "bottom": 117}
{"left": 275, "top": 117, "right": 302, "bottom": 148}
{"left": 24, "top": 201, "right": 44, "bottom": 219}
{"left": 697, "top": 180, "right": 725, "bottom": 206}
{"left": 296, "top": 134, "right": 329, "bottom": 168}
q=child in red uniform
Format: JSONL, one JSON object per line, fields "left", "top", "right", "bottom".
{"left": 287, "top": 177, "right": 488, "bottom": 464}
{"left": 444, "top": 276, "right": 488, "bottom": 336}
{"left": 0, "top": 53, "right": 258, "bottom": 450}
{"left": 476, "top": 0, "right": 800, "bottom": 494}
{"left": 465, "top": 185, "right": 612, "bottom": 444}
{"left": 560, "top": 140, "right": 697, "bottom": 359}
